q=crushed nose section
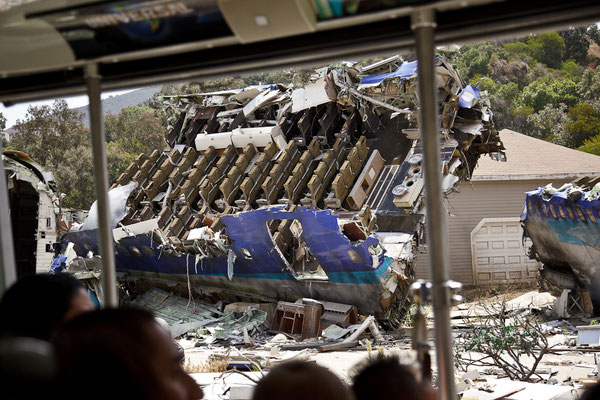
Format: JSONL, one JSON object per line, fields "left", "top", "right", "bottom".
{"left": 59, "top": 55, "right": 502, "bottom": 327}
{"left": 522, "top": 177, "right": 600, "bottom": 310}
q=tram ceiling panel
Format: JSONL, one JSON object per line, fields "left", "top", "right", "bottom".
{"left": 0, "top": 0, "right": 599, "bottom": 104}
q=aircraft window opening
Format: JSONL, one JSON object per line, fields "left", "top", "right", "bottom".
{"left": 266, "top": 219, "right": 328, "bottom": 280}
{"left": 549, "top": 205, "right": 558, "bottom": 220}
{"left": 575, "top": 207, "right": 587, "bottom": 222}
{"left": 142, "top": 246, "right": 155, "bottom": 257}
{"left": 117, "top": 246, "right": 131, "bottom": 256}
{"left": 558, "top": 205, "right": 567, "bottom": 219}
{"left": 566, "top": 206, "right": 576, "bottom": 220}
{"left": 585, "top": 208, "right": 596, "bottom": 223}
{"left": 130, "top": 246, "right": 143, "bottom": 256}
{"left": 240, "top": 248, "right": 252, "bottom": 259}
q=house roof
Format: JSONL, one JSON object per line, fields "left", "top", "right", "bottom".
{"left": 472, "top": 129, "right": 600, "bottom": 181}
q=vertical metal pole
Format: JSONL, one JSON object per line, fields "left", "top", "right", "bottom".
{"left": 85, "top": 63, "right": 118, "bottom": 307}
{"left": 411, "top": 9, "right": 456, "bottom": 400}
{"left": 0, "top": 141, "right": 17, "bottom": 295}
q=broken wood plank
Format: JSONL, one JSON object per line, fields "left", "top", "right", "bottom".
{"left": 279, "top": 343, "right": 322, "bottom": 351}
{"left": 343, "top": 315, "right": 375, "bottom": 343}
{"left": 368, "top": 320, "right": 384, "bottom": 342}
{"left": 318, "top": 341, "right": 359, "bottom": 352}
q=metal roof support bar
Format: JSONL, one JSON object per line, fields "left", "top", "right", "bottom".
{"left": 0, "top": 141, "right": 16, "bottom": 296}
{"left": 411, "top": 9, "right": 456, "bottom": 400}
{"left": 85, "top": 63, "right": 118, "bottom": 307}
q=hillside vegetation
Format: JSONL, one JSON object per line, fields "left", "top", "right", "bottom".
{"left": 439, "top": 25, "right": 600, "bottom": 154}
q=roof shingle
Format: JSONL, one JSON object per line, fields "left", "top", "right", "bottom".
{"left": 472, "top": 129, "right": 600, "bottom": 181}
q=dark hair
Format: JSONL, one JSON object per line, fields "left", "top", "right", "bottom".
{"left": 352, "top": 356, "right": 423, "bottom": 400}
{"left": 54, "top": 307, "right": 160, "bottom": 400}
{"left": 0, "top": 273, "right": 84, "bottom": 340}
{"left": 252, "top": 361, "right": 352, "bottom": 400}
{"left": 580, "top": 382, "right": 600, "bottom": 400}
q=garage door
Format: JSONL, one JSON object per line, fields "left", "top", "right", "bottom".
{"left": 471, "top": 217, "right": 540, "bottom": 285}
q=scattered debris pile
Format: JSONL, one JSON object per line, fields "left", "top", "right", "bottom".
{"left": 452, "top": 290, "right": 600, "bottom": 399}
{"left": 59, "top": 55, "right": 503, "bottom": 328}
{"left": 51, "top": 241, "right": 103, "bottom": 304}
{"left": 140, "top": 288, "right": 600, "bottom": 400}
{"left": 522, "top": 177, "right": 600, "bottom": 313}
{"left": 134, "top": 288, "right": 387, "bottom": 351}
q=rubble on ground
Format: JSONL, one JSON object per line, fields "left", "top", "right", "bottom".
{"left": 132, "top": 288, "right": 389, "bottom": 350}
{"left": 128, "top": 287, "right": 599, "bottom": 400}
{"left": 451, "top": 289, "right": 600, "bottom": 399}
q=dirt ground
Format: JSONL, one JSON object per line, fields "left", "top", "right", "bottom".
{"left": 182, "top": 286, "right": 598, "bottom": 399}
{"left": 182, "top": 341, "right": 597, "bottom": 383}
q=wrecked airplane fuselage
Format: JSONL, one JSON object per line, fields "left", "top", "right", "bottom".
{"left": 4, "top": 150, "right": 60, "bottom": 278}
{"left": 62, "top": 206, "right": 411, "bottom": 323}
{"left": 57, "top": 56, "right": 503, "bottom": 327}
{"left": 522, "top": 179, "right": 600, "bottom": 310}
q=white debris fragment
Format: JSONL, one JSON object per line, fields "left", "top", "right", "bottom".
{"left": 81, "top": 181, "right": 138, "bottom": 231}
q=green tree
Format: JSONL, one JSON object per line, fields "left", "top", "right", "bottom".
{"left": 477, "top": 80, "right": 525, "bottom": 131}
{"left": 578, "top": 66, "right": 600, "bottom": 102}
{"left": 526, "top": 32, "right": 565, "bottom": 69}
{"left": 578, "top": 134, "right": 600, "bottom": 156}
{"left": 10, "top": 100, "right": 96, "bottom": 208}
{"left": 504, "top": 41, "right": 529, "bottom": 60}
{"left": 522, "top": 79, "right": 554, "bottom": 111}
{"left": 559, "top": 25, "right": 600, "bottom": 65}
{"left": 477, "top": 77, "right": 498, "bottom": 94}
{"left": 55, "top": 146, "right": 95, "bottom": 209}
{"left": 106, "top": 142, "right": 135, "bottom": 185}
{"left": 526, "top": 103, "right": 569, "bottom": 141}
{"left": 104, "top": 106, "right": 165, "bottom": 154}
{"left": 561, "top": 59, "right": 581, "bottom": 77}
{"left": 11, "top": 100, "right": 89, "bottom": 167}
{"left": 564, "top": 103, "right": 600, "bottom": 148}
{"left": 458, "top": 46, "right": 492, "bottom": 81}
{"left": 508, "top": 105, "right": 534, "bottom": 133}
{"left": 496, "top": 82, "right": 520, "bottom": 103}
{"left": 9, "top": 100, "right": 147, "bottom": 209}
{"left": 522, "top": 77, "right": 578, "bottom": 111}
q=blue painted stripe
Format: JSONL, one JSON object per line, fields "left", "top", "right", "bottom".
{"left": 155, "top": 257, "right": 394, "bottom": 285}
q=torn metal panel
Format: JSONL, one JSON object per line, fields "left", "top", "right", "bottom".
{"left": 291, "top": 77, "right": 336, "bottom": 113}
{"left": 358, "top": 60, "right": 418, "bottom": 89}
{"left": 132, "top": 288, "right": 268, "bottom": 340}
{"left": 243, "top": 89, "right": 280, "bottom": 117}
{"left": 56, "top": 55, "right": 503, "bottom": 328}
{"left": 458, "top": 85, "right": 481, "bottom": 108}
{"left": 3, "top": 151, "right": 60, "bottom": 276}
{"left": 113, "top": 218, "right": 159, "bottom": 242}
